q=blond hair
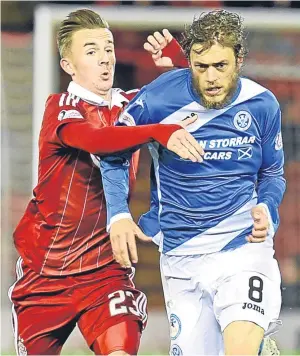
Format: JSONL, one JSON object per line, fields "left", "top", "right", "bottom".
{"left": 57, "top": 9, "right": 109, "bottom": 57}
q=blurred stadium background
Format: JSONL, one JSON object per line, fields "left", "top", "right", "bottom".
{"left": 1, "top": 1, "right": 300, "bottom": 355}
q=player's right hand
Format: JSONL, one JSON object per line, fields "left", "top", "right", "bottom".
{"left": 167, "top": 116, "right": 205, "bottom": 163}
{"left": 246, "top": 205, "right": 270, "bottom": 243}
{"left": 144, "top": 29, "right": 174, "bottom": 68}
{"left": 110, "top": 218, "right": 152, "bottom": 268}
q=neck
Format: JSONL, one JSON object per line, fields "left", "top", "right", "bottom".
{"left": 73, "top": 79, "right": 112, "bottom": 103}
{"left": 96, "top": 89, "right": 112, "bottom": 102}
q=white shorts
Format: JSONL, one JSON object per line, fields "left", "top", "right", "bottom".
{"left": 160, "top": 242, "right": 282, "bottom": 355}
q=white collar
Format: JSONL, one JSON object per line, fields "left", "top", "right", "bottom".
{"left": 67, "top": 81, "right": 129, "bottom": 108}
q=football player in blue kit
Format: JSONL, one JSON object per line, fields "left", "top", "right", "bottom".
{"left": 100, "top": 10, "right": 285, "bottom": 355}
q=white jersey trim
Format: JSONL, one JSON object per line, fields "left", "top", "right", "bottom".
{"left": 8, "top": 257, "right": 24, "bottom": 356}
{"left": 156, "top": 190, "right": 274, "bottom": 255}
{"left": 59, "top": 92, "right": 80, "bottom": 107}
{"left": 67, "top": 81, "right": 131, "bottom": 108}
{"left": 60, "top": 165, "right": 94, "bottom": 274}
{"left": 41, "top": 151, "right": 81, "bottom": 274}
{"left": 159, "top": 78, "right": 267, "bottom": 133}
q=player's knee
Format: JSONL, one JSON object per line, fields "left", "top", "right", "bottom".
{"left": 92, "top": 320, "right": 141, "bottom": 355}
{"left": 107, "top": 352, "right": 130, "bottom": 356}
{"left": 223, "top": 321, "right": 264, "bottom": 355}
{"left": 225, "top": 341, "right": 258, "bottom": 355}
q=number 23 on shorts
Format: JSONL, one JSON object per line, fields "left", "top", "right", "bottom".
{"left": 108, "top": 290, "right": 140, "bottom": 317}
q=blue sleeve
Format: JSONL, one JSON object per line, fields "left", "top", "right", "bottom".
{"left": 100, "top": 86, "right": 157, "bottom": 228}
{"left": 100, "top": 151, "right": 133, "bottom": 229}
{"left": 118, "top": 86, "right": 156, "bottom": 126}
{"left": 100, "top": 88, "right": 151, "bottom": 228}
{"left": 138, "top": 160, "right": 161, "bottom": 237}
{"left": 257, "top": 107, "right": 286, "bottom": 231}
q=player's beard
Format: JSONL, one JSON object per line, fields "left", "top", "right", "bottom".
{"left": 192, "top": 69, "right": 240, "bottom": 110}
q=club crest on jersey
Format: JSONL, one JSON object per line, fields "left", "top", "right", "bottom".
{"left": 171, "top": 344, "right": 183, "bottom": 355}
{"left": 58, "top": 110, "right": 83, "bottom": 121}
{"left": 170, "top": 313, "right": 181, "bottom": 340}
{"left": 233, "top": 111, "right": 252, "bottom": 131}
{"left": 275, "top": 132, "right": 283, "bottom": 150}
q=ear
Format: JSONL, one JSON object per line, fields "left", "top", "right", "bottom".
{"left": 60, "top": 57, "right": 75, "bottom": 76}
{"left": 237, "top": 56, "right": 243, "bottom": 70}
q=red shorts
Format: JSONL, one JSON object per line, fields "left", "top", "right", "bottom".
{"left": 9, "top": 257, "right": 147, "bottom": 355}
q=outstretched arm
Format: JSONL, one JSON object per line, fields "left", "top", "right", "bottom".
{"left": 59, "top": 120, "right": 181, "bottom": 154}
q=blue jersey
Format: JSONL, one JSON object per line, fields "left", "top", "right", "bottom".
{"left": 101, "top": 69, "right": 286, "bottom": 255}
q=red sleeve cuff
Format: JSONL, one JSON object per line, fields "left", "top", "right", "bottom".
{"left": 162, "top": 38, "right": 189, "bottom": 68}
{"left": 152, "top": 124, "right": 182, "bottom": 147}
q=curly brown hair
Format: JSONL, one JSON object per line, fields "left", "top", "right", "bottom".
{"left": 181, "top": 10, "right": 248, "bottom": 60}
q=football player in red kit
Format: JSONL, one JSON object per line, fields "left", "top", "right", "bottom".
{"left": 9, "top": 8, "right": 203, "bottom": 356}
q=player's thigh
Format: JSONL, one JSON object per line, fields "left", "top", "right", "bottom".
{"left": 162, "top": 273, "right": 223, "bottom": 355}
{"left": 12, "top": 309, "right": 76, "bottom": 356}
{"left": 91, "top": 320, "right": 141, "bottom": 355}
{"left": 223, "top": 320, "right": 264, "bottom": 355}
{"left": 9, "top": 260, "right": 76, "bottom": 355}
{"left": 77, "top": 266, "right": 147, "bottom": 351}
{"left": 214, "top": 268, "right": 281, "bottom": 354}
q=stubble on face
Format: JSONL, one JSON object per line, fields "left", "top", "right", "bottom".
{"left": 192, "top": 68, "right": 240, "bottom": 110}
{"left": 190, "top": 42, "right": 241, "bottom": 110}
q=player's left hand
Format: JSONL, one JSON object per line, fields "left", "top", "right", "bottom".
{"left": 144, "top": 29, "right": 175, "bottom": 68}
{"left": 246, "top": 205, "right": 269, "bottom": 243}
{"left": 110, "top": 218, "right": 152, "bottom": 268}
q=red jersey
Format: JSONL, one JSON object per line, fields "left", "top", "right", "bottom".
{"left": 14, "top": 84, "right": 140, "bottom": 276}
{"left": 13, "top": 40, "right": 188, "bottom": 277}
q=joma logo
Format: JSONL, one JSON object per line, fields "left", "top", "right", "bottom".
{"left": 242, "top": 302, "right": 264, "bottom": 315}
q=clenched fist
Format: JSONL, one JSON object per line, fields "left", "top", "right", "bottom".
{"left": 247, "top": 205, "right": 270, "bottom": 243}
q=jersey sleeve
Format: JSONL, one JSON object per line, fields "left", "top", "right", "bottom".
{"left": 43, "top": 93, "right": 86, "bottom": 147}
{"left": 43, "top": 93, "right": 181, "bottom": 154}
{"left": 100, "top": 152, "right": 133, "bottom": 230}
{"left": 118, "top": 87, "right": 153, "bottom": 127}
{"left": 257, "top": 102, "right": 286, "bottom": 233}
{"left": 161, "top": 38, "right": 189, "bottom": 68}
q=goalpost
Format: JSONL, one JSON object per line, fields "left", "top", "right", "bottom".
{"left": 32, "top": 4, "right": 300, "bottom": 187}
